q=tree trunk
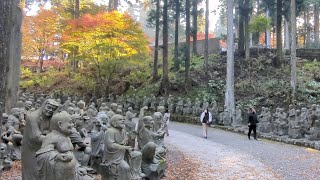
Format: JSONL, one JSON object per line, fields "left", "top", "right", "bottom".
{"left": 114, "top": 0, "right": 119, "bottom": 11}
{"left": 276, "top": 0, "right": 282, "bottom": 67}
{"left": 185, "top": 0, "right": 191, "bottom": 89}
{"left": 284, "top": 20, "right": 289, "bottom": 50}
{"left": 244, "top": 0, "right": 250, "bottom": 59}
{"left": 204, "top": 0, "right": 209, "bottom": 78}
{"left": 314, "top": 4, "right": 319, "bottom": 47}
{"left": 266, "top": 9, "right": 271, "bottom": 48}
{"left": 238, "top": 0, "right": 245, "bottom": 55}
{"left": 192, "top": 0, "right": 198, "bottom": 55}
{"left": 173, "top": 0, "right": 180, "bottom": 72}
{"left": 161, "top": 0, "right": 169, "bottom": 95}
{"left": 75, "top": 0, "right": 80, "bottom": 18}
{"left": 306, "top": 8, "right": 311, "bottom": 48}
{"left": 108, "top": 0, "right": 113, "bottom": 11}
{"left": 290, "top": 0, "right": 297, "bottom": 98}
{"left": 153, "top": 0, "right": 160, "bottom": 80}
{"left": 0, "top": 0, "right": 22, "bottom": 115}
{"left": 225, "top": 0, "right": 236, "bottom": 123}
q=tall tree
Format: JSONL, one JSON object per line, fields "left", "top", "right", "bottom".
{"left": 204, "top": 0, "right": 209, "bottom": 78}
{"left": 238, "top": 0, "right": 245, "bottom": 55}
{"left": 290, "top": 0, "right": 297, "bottom": 98}
{"left": 244, "top": 0, "right": 251, "bottom": 59}
{"left": 192, "top": 0, "right": 198, "bottom": 55}
{"left": 173, "top": 0, "right": 180, "bottom": 71}
{"left": 185, "top": 0, "right": 191, "bottom": 89}
{"left": 225, "top": 0, "right": 235, "bottom": 121}
{"left": 315, "top": 3, "right": 319, "bottom": 47}
{"left": 276, "top": 0, "right": 282, "bottom": 66}
{"left": 153, "top": 0, "right": 160, "bottom": 80}
{"left": 0, "top": 0, "right": 22, "bottom": 114}
{"left": 161, "top": 0, "right": 169, "bottom": 95}
{"left": 22, "top": 9, "right": 59, "bottom": 72}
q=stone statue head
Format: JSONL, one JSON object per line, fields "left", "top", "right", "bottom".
{"left": 17, "top": 100, "right": 24, "bottom": 109}
{"left": 110, "top": 103, "right": 118, "bottom": 111}
{"left": 143, "top": 116, "right": 154, "bottom": 129}
{"left": 42, "top": 99, "right": 59, "bottom": 118}
{"left": 67, "top": 107, "right": 75, "bottom": 115}
{"left": 153, "top": 112, "right": 162, "bottom": 122}
{"left": 157, "top": 106, "right": 165, "bottom": 114}
{"left": 109, "top": 114, "right": 125, "bottom": 130}
{"left": 0, "top": 143, "right": 8, "bottom": 158}
{"left": 128, "top": 107, "right": 133, "bottom": 112}
{"left": 104, "top": 106, "right": 110, "bottom": 111}
{"left": 71, "top": 113, "right": 81, "bottom": 125}
{"left": 77, "top": 100, "right": 85, "bottom": 109}
{"left": 100, "top": 102, "right": 106, "bottom": 107}
{"left": 97, "top": 112, "right": 109, "bottom": 125}
{"left": 289, "top": 104, "right": 294, "bottom": 109}
{"left": 10, "top": 108, "right": 22, "bottom": 118}
{"left": 142, "top": 142, "right": 157, "bottom": 162}
{"left": 24, "top": 101, "right": 33, "bottom": 111}
{"left": 116, "top": 109, "right": 123, "bottom": 114}
{"left": 51, "top": 111, "right": 74, "bottom": 136}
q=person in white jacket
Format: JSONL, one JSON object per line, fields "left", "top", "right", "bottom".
{"left": 200, "top": 108, "right": 212, "bottom": 139}
{"left": 163, "top": 109, "right": 170, "bottom": 136}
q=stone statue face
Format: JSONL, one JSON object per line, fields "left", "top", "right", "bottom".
{"left": 58, "top": 116, "right": 74, "bottom": 136}
{"left": 43, "top": 103, "right": 58, "bottom": 117}
{"left": 111, "top": 115, "right": 125, "bottom": 129}
{"left": 0, "top": 143, "right": 7, "bottom": 155}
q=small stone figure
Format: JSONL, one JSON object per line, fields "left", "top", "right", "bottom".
{"left": 175, "top": 98, "right": 183, "bottom": 115}
{"left": 141, "top": 142, "right": 166, "bottom": 180}
{"left": 257, "top": 107, "right": 274, "bottom": 133}
{"left": 124, "top": 107, "right": 137, "bottom": 148}
{"left": 220, "top": 107, "right": 231, "bottom": 126}
{"left": 288, "top": 109, "right": 304, "bottom": 139}
{"left": 166, "top": 95, "right": 174, "bottom": 113}
{"left": 101, "top": 114, "right": 144, "bottom": 180}
{"left": 36, "top": 111, "right": 77, "bottom": 180}
{"left": 21, "top": 99, "right": 59, "bottom": 180}
{"left": 0, "top": 143, "right": 12, "bottom": 175}
{"left": 232, "top": 106, "right": 242, "bottom": 127}
{"left": 307, "top": 120, "right": 320, "bottom": 141}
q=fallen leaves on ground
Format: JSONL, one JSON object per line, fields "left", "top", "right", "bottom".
{"left": 0, "top": 161, "right": 22, "bottom": 180}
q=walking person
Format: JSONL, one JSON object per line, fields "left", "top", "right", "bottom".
{"left": 163, "top": 109, "right": 170, "bottom": 136}
{"left": 200, "top": 108, "right": 212, "bottom": 139}
{"left": 248, "top": 107, "right": 258, "bottom": 140}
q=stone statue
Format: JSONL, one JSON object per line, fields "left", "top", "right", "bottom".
{"left": 232, "top": 106, "right": 242, "bottom": 127}
{"left": 158, "top": 97, "right": 166, "bottom": 107}
{"left": 257, "top": 107, "right": 274, "bottom": 133}
{"left": 101, "top": 114, "right": 144, "bottom": 180}
{"left": 175, "top": 98, "right": 183, "bottom": 115}
{"left": 307, "top": 120, "right": 320, "bottom": 141}
{"left": 141, "top": 142, "right": 166, "bottom": 180}
{"left": 220, "top": 107, "right": 231, "bottom": 126}
{"left": 107, "top": 103, "right": 117, "bottom": 118}
{"left": 150, "top": 94, "right": 156, "bottom": 111}
{"left": 0, "top": 143, "right": 12, "bottom": 175}
{"left": 166, "top": 95, "right": 174, "bottom": 112}
{"left": 288, "top": 109, "right": 304, "bottom": 139}
{"left": 276, "top": 108, "right": 288, "bottom": 136}
{"left": 137, "top": 107, "right": 166, "bottom": 158}
{"left": 36, "top": 111, "right": 77, "bottom": 180}
{"left": 183, "top": 98, "right": 192, "bottom": 115}
{"left": 21, "top": 99, "right": 60, "bottom": 180}
{"left": 124, "top": 107, "right": 137, "bottom": 148}
{"left": 89, "top": 119, "right": 105, "bottom": 172}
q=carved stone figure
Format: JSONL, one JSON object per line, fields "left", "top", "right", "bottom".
{"left": 0, "top": 143, "right": 12, "bottom": 175}
{"left": 307, "top": 120, "right": 320, "bottom": 141}
{"left": 175, "top": 98, "right": 183, "bottom": 115}
{"left": 288, "top": 110, "right": 304, "bottom": 139}
{"left": 36, "top": 111, "right": 77, "bottom": 180}
{"left": 275, "top": 108, "right": 288, "bottom": 136}
{"left": 89, "top": 119, "right": 105, "bottom": 172}
{"left": 141, "top": 142, "right": 166, "bottom": 180}
{"left": 183, "top": 98, "right": 192, "bottom": 115}
{"left": 150, "top": 95, "right": 156, "bottom": 110}
{"left": 124, "top": 107, "right": 137, "bottom": 148}
{"left": 21, "top": 99, "right": 60, "bottom": 180}
{"left": 101, "top": 114, "right": 144, "bottom": 180}
{"left": 167, "top": 95, "right": 174, "bottom": 112}
{"left": 257, "top": 107, "right": 274, "bottom": 133}
{"left": 232, "top": 106, "right": 242, "bottom": 127}
{"left": 220, "top": 107, "right": 231, "bottom": 126}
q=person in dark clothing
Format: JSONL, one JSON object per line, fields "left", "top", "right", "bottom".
{"left": 248, "top": 107, "right": 258, "bottom": 140}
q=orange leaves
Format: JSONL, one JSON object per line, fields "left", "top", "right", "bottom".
{"left": 61, "top": 11, "right": 149, "bottom": 63}
{"left": 22, "top": 9, "right": 60, "bottom": 59}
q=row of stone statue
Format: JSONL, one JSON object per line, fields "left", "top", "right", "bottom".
{"left": 257, "top": 105, "right": 320, "bottom": 140}
{"left": 31, "top": 92, "right": 219, "bottom": 116}
{"left": 1, "top": 94, "right": 168, "bottom": 180}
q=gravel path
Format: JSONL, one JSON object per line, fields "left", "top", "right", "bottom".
{"left": 166, "top": 122, "right": 320, "bottom": 180}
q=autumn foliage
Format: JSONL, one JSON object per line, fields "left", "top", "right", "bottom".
{"left": 61, "top": 11, "right": 150, "bottom": 94}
